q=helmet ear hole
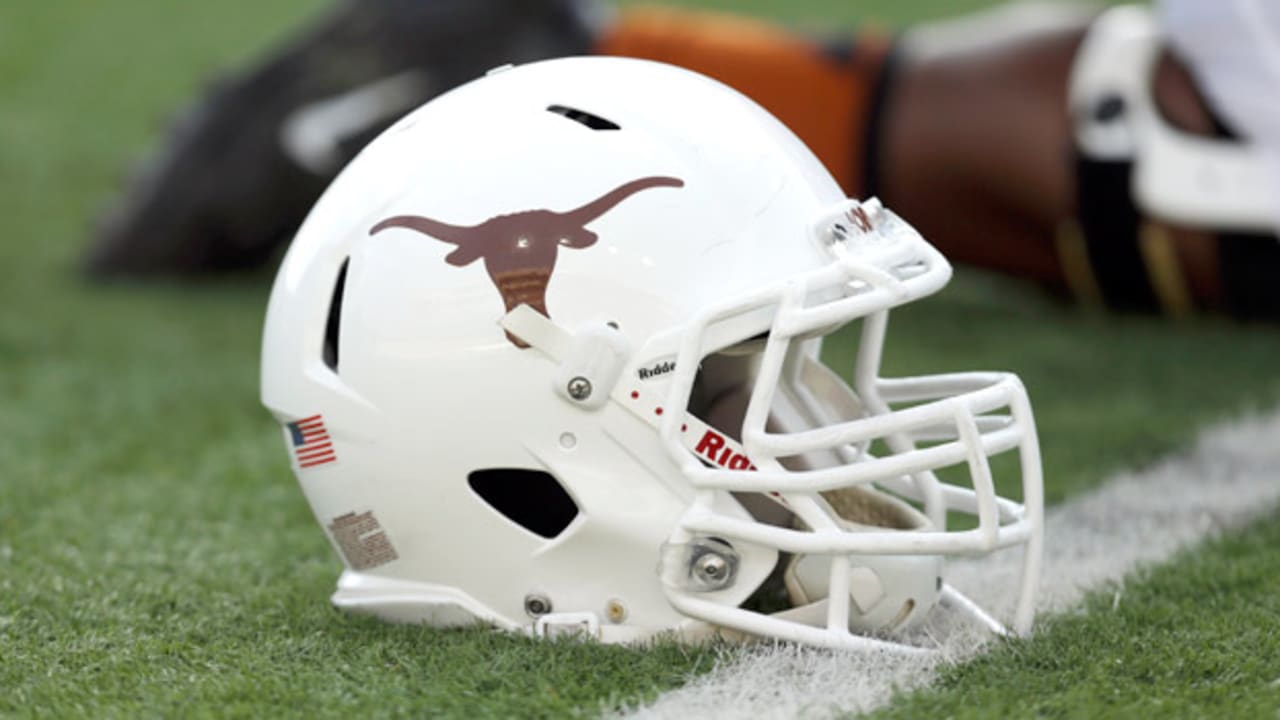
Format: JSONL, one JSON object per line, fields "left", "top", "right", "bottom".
{"left": 467, "top": 468, "right": 580, "bottom": 539}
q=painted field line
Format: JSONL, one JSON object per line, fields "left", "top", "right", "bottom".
{"left": 619, "top": 410, "right": 1280, "bottom": 720}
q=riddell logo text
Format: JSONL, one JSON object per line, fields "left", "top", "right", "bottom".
{"left": 638, "top": 361, "right": 675, "bottom": 380}
{"left": 695, "top": 429, "right": 757, "bottom": 471}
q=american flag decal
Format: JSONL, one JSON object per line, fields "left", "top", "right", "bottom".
{"left": 287, "top": 414, "right": 337, "bottom": 468}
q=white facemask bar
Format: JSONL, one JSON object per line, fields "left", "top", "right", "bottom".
{"left": 639, "top": 199, "right": 1043, "bottom": 652}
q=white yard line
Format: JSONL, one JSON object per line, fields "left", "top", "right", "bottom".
{"left": 619, "top": 410, "right": 1280, "bottom": 720}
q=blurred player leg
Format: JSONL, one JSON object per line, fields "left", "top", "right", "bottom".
{"left": 596, "top": 6, "right": 890, "bottom": 199}
{"left": 87, "top": 1, "right": 1280, "bottom": 321}
{"left": 85, "top": 0, "right": 599, "bottom": 275}
{"left": 605, "top": 2, "right": 1280, "bottom": 320}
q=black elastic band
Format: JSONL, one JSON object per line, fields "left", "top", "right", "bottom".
{"left": 1073, "top": 154, "right": 1162, "bottom": 312}
{"left": 1201, "top": 102, "right": 1280, "bottom": 320}
{"left": 1219, "top": 233, "right": 1280, "bottom": 320}
{"left": 859, "top": 36, "right": 902, "bottom": 201}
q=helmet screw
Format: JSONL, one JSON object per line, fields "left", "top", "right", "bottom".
{"left": 606, "top": 599, "right": 627, "bottom": 624}
{"left": 524, "top": 593, "right": 553, "bottom": 618}
{"left": 566, "top": 376, "right": 592, "bottom": 401}
{"left": 684, "top": 538, "right": 739, "bottom": 592}
{"left": 693, "top": 552, "right": 731, "bottom": 587}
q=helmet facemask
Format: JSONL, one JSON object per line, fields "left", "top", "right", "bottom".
{"left": 531, "top": 198, "right": 1046, "bottom": 652}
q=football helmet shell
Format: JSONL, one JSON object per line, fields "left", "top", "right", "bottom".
{"left": 261, "top": 57, "right": 1043, "bottom": 652}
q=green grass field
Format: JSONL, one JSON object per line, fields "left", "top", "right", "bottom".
{"left": 3, "top": 1, "right": 1280, "bottom": 717}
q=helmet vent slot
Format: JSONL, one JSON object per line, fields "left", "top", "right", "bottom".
{"left": 467, "top": 468, "right": 579, "bottom": 539}
{"left": 546, "top": 104, "right": 620, "bottom": 131}
{"left": 322, "top": 257, "right": 350, "bottom": 372}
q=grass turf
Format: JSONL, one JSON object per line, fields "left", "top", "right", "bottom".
{"left": 2, "top": 0, "right": 1279, "bottom": 717}
{"left": 874, "top": 513, "right": 1280, "bottom": 719}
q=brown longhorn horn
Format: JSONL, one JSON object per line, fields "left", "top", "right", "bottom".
{"left": 560, "top": 176, "right": 684, "bottom": 225}
{"left": 369, "top": 215, "right": 475, "bottom": 245}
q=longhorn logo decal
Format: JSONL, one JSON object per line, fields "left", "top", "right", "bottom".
{"left": 371, "top": 176, "right": 684, "bottom": 347}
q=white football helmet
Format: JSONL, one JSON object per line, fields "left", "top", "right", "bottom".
{"left": 261, "top": 57, "right": 1043, "bottom": 653}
